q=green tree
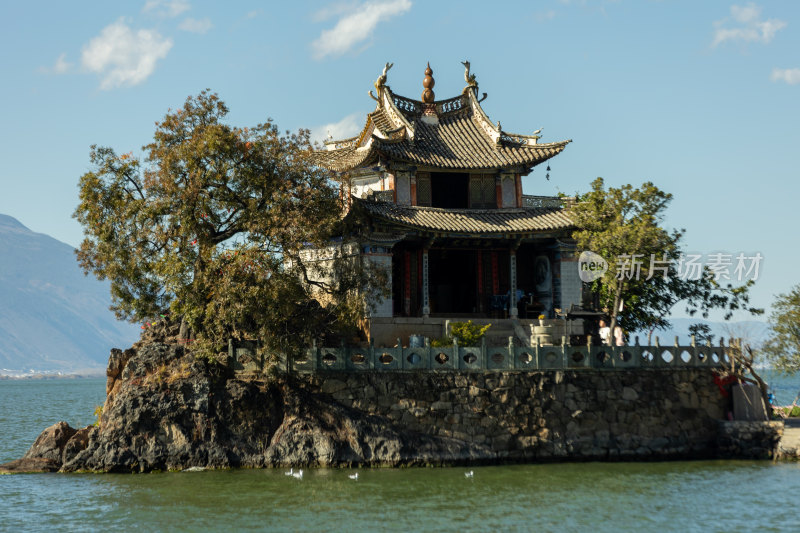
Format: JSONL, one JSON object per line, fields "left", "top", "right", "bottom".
{"left": 571, "top": 178, "right": 761, "bottom": 340}
{"left": 74, "top": 90, "right": 385, "bottom": 359}
{"left": 761, "top": 284, "right": 800, "bottom": 374}
{"left": 688, "top": 323, "right": 714, "bottom": 345}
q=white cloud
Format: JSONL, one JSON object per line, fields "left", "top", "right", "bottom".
{"left": 53, "top": 53, "right": 72, "bottom": 73}
{"left": 81, "top": 20, "right": 173, "bottom": 90}
{"left": 731, "top": 3, "right": 760, "bottom": 23}
{"left": 143, "top": 0, "right": 190, "bottom": 18}
{"left": 771, "top": 68, "right": 800, "bottom": 85}
{"left": 311, "top": 0, "right": 411, "bottom": 60}
{"left": 40, "top": 53, "right": 73, "bottom": 74}
{"left": 246, "top": 10, "right": 259, "bottom": 19}
{"left": 312, "top": 2, "right": 360, "bottom": 23}
{"left": 310, "top": 113, "right": 363, "bottom": 145}
{"left": 179, "top": 17, "right": 212, "bottom": 33}
{"left": 712, "top": 3, "right": 786, "bottom": 47}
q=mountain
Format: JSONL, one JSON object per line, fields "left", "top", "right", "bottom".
{"left": 0, "top": 214, "right": 139, "bottom": 374}
{"left": 632, "top": 318, "right": 769, "bottom": 348}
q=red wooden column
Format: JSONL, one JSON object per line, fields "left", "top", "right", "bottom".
{"left": 404, "top": 251, "right": 411, "bottom": 316}
{"left": 389, "top": 172, "right": 397, "bottom": 203}
{"left": 491, "top": 251, "right": 499, "bottom": 295}
{"left": 509, "top": 249, "right": 518, "bottom": 318}
{"left": 477, "top": 250, "right": 484, "bottom": 313}
{"left": 422, "top": 247, "right": 430, "bottom": 317}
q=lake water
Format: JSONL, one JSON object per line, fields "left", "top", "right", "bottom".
{"left": 2, "top": 376, "right": 800, "bottom": 532}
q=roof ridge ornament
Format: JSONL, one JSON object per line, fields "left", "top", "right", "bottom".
{"left": 461, "top": 60, "right": 478, "bottom": 95}
{"left": 370, "top": 62, "right": 393, "bottom": 101}
{"left": 421, "top": 62, "right": 435, "bottom": 103}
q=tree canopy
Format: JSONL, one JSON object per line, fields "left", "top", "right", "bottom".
{"left": 761, "top": 284, "right": 800, "bottom": 374}
{"left": 74, "top": 90, "right": 385, "bottom": 358}
{"left": 570, "top": 178, "right": 762, "bottom": 339}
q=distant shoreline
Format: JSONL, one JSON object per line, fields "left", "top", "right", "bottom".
{"left": 0, "top": 370, "right": 105, "bottom": 380}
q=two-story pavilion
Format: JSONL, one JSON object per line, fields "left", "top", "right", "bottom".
{"left": 311, "top": 62, "right": 583, "bottom": 346}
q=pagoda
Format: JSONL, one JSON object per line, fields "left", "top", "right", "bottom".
{"left": 311, "top": 62, "right": 582, "bottom": 346}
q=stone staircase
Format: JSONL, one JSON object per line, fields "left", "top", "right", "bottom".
{"left": 484, "top": 322, "right": 520, "bottom": 347}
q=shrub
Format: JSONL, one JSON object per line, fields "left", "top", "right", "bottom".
{"left": 774, "top": 406, "right": 800, "bottom": 418}
{"left": 449, "top": 321, "right": 491, "bottom": 347}
{"left": 430, "top": 337, "right": 453, "bottom": 348}
{"left": 93, "top": 405, "right": 103, "bottom": 427}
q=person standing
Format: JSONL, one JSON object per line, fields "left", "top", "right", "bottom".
{"left": 599, "top": 319, "right": 611, "bottom": 346}
{"left": 613, "top": 325, "right": 624, "bottom": 346}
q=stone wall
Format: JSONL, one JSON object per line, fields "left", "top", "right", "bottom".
{"left": 716, "top": 421, "right": 784, "bottom": 459}
{"left": 301, "top": 368, "right": 727, "bottom": 461}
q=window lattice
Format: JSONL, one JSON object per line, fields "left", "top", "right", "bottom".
{"left": 470, "top": 175, "right": 482, "bottom": 207}
{"left": 469, "top": 174, "right": 496, "bottom": 208}
{"left": 417, "top": 174, "right": 431, "bottom": 206}
{"left": 482, "top": 175, "right": 496, "bottom": 207}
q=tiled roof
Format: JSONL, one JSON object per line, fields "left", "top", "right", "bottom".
{"left": 359, "top": 200, "right": 575, "bottom": 235}
{"left": 369, "top": 109, "right": 395, "bottom": 134}
{"left": 313, "top": 87, "right": 571, "bottom": 173}
{"left": 311, "top": 145, "right": 377, "bottom": 173}
{"left": 376, "top": 113, "right": 569, "bottom": 169}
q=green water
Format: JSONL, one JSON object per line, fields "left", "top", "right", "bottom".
{"left": 2, "top": 378, "right": 800, "bottom": 532}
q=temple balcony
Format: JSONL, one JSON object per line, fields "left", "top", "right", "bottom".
{"left": 521, "top": 195, "right": 575, "bottom": 209}
{"left": 364, "top": 190, "right": 576, "bottom": 211}
{"left": 229, "top": 334, "right": 737, "bottom": 373}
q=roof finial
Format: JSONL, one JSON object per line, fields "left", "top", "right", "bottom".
{"left": 374, "top": 62, "right": 393, "bottom": 92}
{"left": 461, "top": 60, "right": 477, "bottom": 88}
{"left": 421, "top": 62, "right": 435, "bottom": 103}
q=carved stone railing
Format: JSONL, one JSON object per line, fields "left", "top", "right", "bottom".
{"left": 499, "top": 133, "right": 529, "bottom": 145}
{"left": 290, "top": 339, "right": 729, "bottom": 373}
{"left": 436, "top": 95, "right": 466, "bottom": 114}
{"left": 229, "top": 338, "right": 730, "bottom": 374}
{"left": 392, "top": 94, "right": 422, "bottom": 115}
{"left": 522, "top": 195, "right": 567, "bottom": 209}
{"left": 324, "top": 136, "right": 359, "bottom": 150}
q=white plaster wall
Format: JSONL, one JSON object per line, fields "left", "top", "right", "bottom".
{"left": 351, "top": 174, "right": 383, "bottom": 198}
{"left": 296, "top": 243, "right": 360, "bottom": 294}
{"left": 365, "top": 254, "right": 393, "bottom": 318}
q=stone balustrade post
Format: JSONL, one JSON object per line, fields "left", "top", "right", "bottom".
{"left": 422, "top": 248, "right": 430, "bottom": 317}
{"left": 509, "top": 249, "right": 518, "bottom": 318}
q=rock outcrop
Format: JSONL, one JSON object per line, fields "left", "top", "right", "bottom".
{"left": 2, "top": 339, "right": 779, "bottom": 474}
{"left": 3, "top": 342, "right": 486, "bottom": 473}
{"left": 0, "top": 421, "right": 92, "bottom": 473}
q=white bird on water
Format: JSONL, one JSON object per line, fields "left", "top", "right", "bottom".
{"left": 348, "top": 472, "right": 359, "bottom": 480}
{"left": 465, "top": 471, "right": 474, "bottom": 478}
{"left": 284, "top": 468, "right": 294, "bottom": 476}
{"left": 292, "top": 469, "right": 304, "bottom": 479}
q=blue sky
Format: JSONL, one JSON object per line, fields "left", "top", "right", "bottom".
{"left": 1, "top": 0, "right": 798, "bottom": 319}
